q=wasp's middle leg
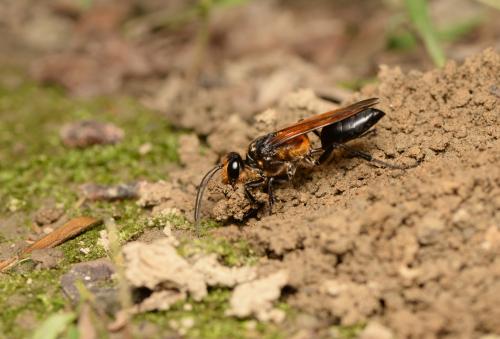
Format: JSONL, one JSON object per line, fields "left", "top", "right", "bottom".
{"left": 332, "top": 143, "right": 417, "bottom": 169}
{"left": 242, "top": 179, "right": 266, "bottom": 219}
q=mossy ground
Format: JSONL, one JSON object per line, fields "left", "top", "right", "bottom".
{"left": 0, "top": 71, "right": 277, "bottom": 338}
{"left": 0, "top": 71, "right": 364, "bottom": 338}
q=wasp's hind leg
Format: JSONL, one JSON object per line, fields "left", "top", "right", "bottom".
{"left": 333, "top": 143, "right": 417, "bottom": 169}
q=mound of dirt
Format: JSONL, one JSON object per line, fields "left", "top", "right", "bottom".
{"left": 200, "top": 49, "right": 499, "bottom": 338}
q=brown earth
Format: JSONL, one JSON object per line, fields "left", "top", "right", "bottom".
{"left": 170, "top": 49, "right": 499, "bottom": 338}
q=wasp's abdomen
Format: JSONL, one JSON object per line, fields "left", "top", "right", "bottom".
{"left": 320, "top": 108, "right": 385, "bottom": 147}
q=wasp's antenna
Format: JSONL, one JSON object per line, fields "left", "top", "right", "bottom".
{"left": 194, "top": 164, "right": 223, "bottom": 231}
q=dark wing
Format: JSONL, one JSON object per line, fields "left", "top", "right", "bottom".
{"left": 268, "top": 98, "right": 379, "bottom": 147}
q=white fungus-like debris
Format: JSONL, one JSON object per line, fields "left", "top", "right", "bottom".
{"left": 227, "top": 270, "right": 289, "bottom": 323}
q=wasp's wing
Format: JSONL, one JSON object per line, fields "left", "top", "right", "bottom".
{"left": 268, "top": 98, "right": 379, "bottom": 146}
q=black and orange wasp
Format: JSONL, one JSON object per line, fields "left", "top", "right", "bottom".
{"left": 194, "top": 98, "right": 412, "bottom": 225}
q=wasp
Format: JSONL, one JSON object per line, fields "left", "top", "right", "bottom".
{"left": 194, "top": 98, "right": 411, "bottom": 225}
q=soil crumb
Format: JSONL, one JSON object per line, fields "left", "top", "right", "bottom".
{"left": 207, "top": 49, "right": 500, "bottom": 338}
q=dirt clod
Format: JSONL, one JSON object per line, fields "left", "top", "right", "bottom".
{"left": 123, "top": 238, "right": 207, "bottom": 301}
{"left": 192, "top": 254, "right": 256, "bottom": 287}
{"left": 227, "top": 270, "right": 289, "bottom": 323}
{"left": 30, "top": 248, "right": 64, "bottom": 269}
{"left": 79, "top": 183, "right": 138, "bottom": 201}
{"left": 360, "top": 322, "right": 394, "bottom": 339}
{"left": 33, "top": 206, "right": 64, "bottom": 225}
{"left": 60, "top": 120, "right": 124, "bottom": 148}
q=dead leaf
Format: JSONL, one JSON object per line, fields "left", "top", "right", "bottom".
{"left": 0, "top": 216, "right": 101, "bottom": 272}
{"left": 24, "top": 216, "right": 101, "bottom": 254}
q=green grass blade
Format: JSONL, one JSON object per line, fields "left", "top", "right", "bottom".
{"left": 476, "top": 0, "right": 500, "bottom": 10}
{"left": 32, "top": 312, "right": 76, "bottom": 339}
{"left": 405, "top": 0, "right": 446, "bottom": 67}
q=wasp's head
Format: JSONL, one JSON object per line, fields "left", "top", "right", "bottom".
{"left": 222, "top": 152, "right": 245, "bottom": 186}
{"left": 194, "top": 152, "right": 245, "bottom": 226}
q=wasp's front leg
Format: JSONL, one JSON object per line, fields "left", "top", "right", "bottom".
{"left": 244, "top": 178, "right": 265, "bottom": 204}
{"left": 242, "top": 178, "right": 266, "bottom": 219}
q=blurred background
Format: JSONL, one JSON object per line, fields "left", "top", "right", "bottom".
{"left": 1, "top": 0, "right": 499, "bottom": 103}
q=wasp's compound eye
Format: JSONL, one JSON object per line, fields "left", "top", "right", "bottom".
{"left": 226, "top": 152, "right": 243, "bottom": 185}
{"left": 227, "top": 159, "right": 240, "bottom": 184}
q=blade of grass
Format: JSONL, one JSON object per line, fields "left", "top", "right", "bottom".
{"left": 106, "top": 218, "right": 133, "bottom": 334}
{"left": 437, "top": 17, "right": 483, "bottom": 42}
{"left": 32, "top": 312, "right": 76, "bottom": 339}
{"left": 476, "top": 0, "right": 500, "bottom": 10}
{"left": 405, "top": 0, "right": 446, "bottom": 67}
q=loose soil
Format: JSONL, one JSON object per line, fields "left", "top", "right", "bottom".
{"left": 179, "top": 49, "right": 499, "bottom": 338}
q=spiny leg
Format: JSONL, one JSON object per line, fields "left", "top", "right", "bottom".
{"left": 267, "top": 177, "right": 276, "bottom": 214}
{"left": 333, "top": 143, "right": 416, "bottom": 169}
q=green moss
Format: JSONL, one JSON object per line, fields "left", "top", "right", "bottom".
{"left": 0, "top": 74, "right": 179, "bottom": 337}
{"left": 0, "top": 80, "right": 178, "bottom": 216}
{"left": 0, "top": 71, "right": 288, "bottom": 339}
{"left": 330, "top": 323, "right": 366, "bottom": 339}
{"left": 387, "top": 29, "right": 418, "bottom": 51}
{"left": 338, "top": 77, "right": 377, "bottom": 92}
{"left": 114, "top": 209, "right": 258, "bottom": 267}
{"left": 178, "top": 235, "right": 258, "bottom": 267}
{"left": 0, "top": 269, "right": 66, "bottom": 337}
{"left": 0, "top": 73, "right": 181, "bottom": 261}
{"left": 135, "top": 288, "right": 283, "bottom": 339}
{"left": 59, "top": 226, "right": 106, "bottom": 264}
